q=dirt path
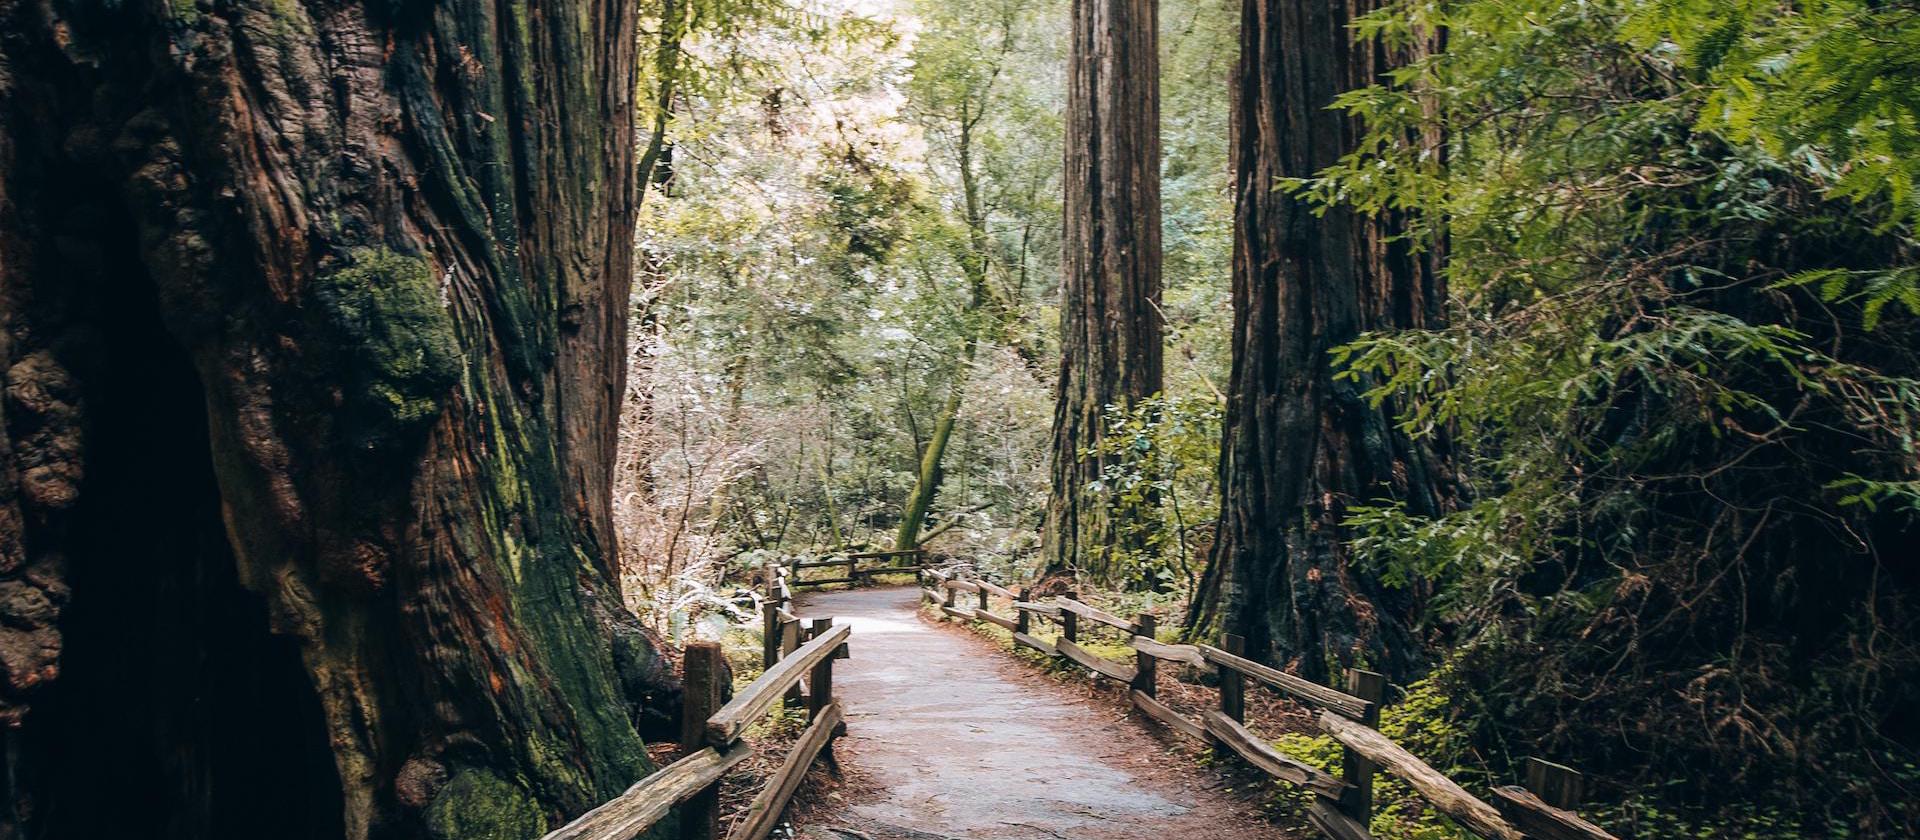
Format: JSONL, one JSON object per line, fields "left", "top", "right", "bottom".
{"left": 791, "top": 586, "right": 1292, "bottom": 840}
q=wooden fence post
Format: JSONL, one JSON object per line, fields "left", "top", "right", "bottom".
{"left": 1131, "top": 614, "right": 1157, "bottom": 696}
{"left": 761, "top": 565, "right": 781, "bottom": 672}
{"left": 1215, "top": 634, "right": 1246, "bottom": 761}
{"left": 977, "top": 585, "right": 989, "bottom": 613}
{"left": 1059, "top": 590, "right": 1079, "bottom": 649}
{"left": 1525, "top": 757, "right": 1584, "bottom": 809}
{"left": 1341, "top": 668, "right": 1388, "bottom": 822}
{"left": 680, "top": 642, "right": 724, "bottom": 840}
{"left": 942, "top": 579, "right": 956, "bottom": 610}
{"left": 781, "top": 618, "right": 803, "bottom": 708}
{"left": 807, "top": 618, "right": 835, "bottom": 717}
{"left": 1015, "top": 588, "right": 1031, "bottom": 634}
{"left": 809, "top": 617, "right": 841, "bottom": 763}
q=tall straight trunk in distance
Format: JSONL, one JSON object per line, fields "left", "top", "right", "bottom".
{"left": 0, "top": 1, "right": 675, "bottom": 838}
{"left": 1187, "top": 0, "right": 1450, "bottom": 682}
{"left": 1045, "top": 0, "right": 1165, "bottom": 581}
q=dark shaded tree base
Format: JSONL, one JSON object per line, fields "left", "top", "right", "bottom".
{"left": 0, "top": 0, "right": 669, "bottom": 835}
{"left": 0, "top": 171, "right": 344, "bottom": 838}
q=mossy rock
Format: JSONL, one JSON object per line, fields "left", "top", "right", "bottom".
{"left": 424, "top": 769, "right": 548, "bottom": 840}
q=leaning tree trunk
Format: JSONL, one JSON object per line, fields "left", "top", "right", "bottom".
{"left": 1044, "top": 0, "right": 1164, "bottom": 581}
{"left": 1186, "top": 0, "right": 1450, "bottom": 683}
{"left": 0, "top": 0, "right": 675, "bottom": 838}
{"left": 895, "top": 116, "right": 1008, "bottom": 553}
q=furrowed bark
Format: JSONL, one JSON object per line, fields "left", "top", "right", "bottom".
{"left": 0, "top": 0, "right": 669, "bottom": 837}
{"left": 1188, "top": 0, "right": 1450, "bottom": 681}
{"left": 1045, "top": 0, "right": 1164, "bottom": 581}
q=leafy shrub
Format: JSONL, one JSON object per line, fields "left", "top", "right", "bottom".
{"left": 1292, "top": 0, "right": 1920, "bottom": 832}
{"left": 1084, "top": 393, "right": 1223, "bottom": 594}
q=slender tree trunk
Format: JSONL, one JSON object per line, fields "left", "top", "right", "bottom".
{"left": 637, "top": 0, "right": 687, "bottom": 194}
{"left": 1046, "top": 0, "right": 1164, "bottom": 579}
{"left": 1187, "top": 0, "right": 1449, "bottom": 683}
{"left": 0, "top": 1, "right": 673, "bottom": 838}
{"left": 893, "top": 112, "right": 1000, "bottom": 552}
{"left": 895, "top": 384, "right": 964, "bottom": 551}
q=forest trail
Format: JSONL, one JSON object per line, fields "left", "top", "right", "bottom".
{"left": 790, "top": 586, "right": 1292, "bottom": 840}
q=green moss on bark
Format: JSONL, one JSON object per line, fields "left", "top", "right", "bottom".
{"left": 424, "top": 769, "right": 548, "bottom": 840}
{"left": 313, "top": 247, "right": 462, "bottom": 450}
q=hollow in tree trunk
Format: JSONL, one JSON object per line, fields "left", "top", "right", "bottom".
{"left": 1044, "top": 0, "right": 1164, "bottom": 581}
{"left": 1186, "top": 0, "right": 1451, "bottom": 683}
{"left": 0, "top": 0, "right": 676, "bottom": 838}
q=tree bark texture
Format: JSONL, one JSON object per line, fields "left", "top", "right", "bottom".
{"left": 1188, "top": 0, "right": 1450, "bottom": 682}
{"left": 0, "top": 0, "right": 673, "bottom": 838}
{"left": 1045, "top": 0, "right": 1163, "bottom": 580}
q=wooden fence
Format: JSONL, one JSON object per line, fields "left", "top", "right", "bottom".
{"left": 782, "top": 548, "right": 928, "bottom": 588}
{"left": 921, "top": 566, "right": 1620, "bottom": 840}
{"left": 541, "top": 575, "right": 851, "bottom": 840}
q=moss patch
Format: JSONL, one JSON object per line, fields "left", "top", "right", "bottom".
{"left": 424, "top": 769, "right": 548, "bottom": 840}
{"left": 312, "top": 247, "right": 462, "bottom": 451}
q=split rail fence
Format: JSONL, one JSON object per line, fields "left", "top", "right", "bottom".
{"left": 780, "top": 548, "right": 928, "bottom": 588}
{"left": 921, "top": 566, "right": 1620, "bottom": 840}
{"left": 541, "top": 572, "right": 851, "bottom": 840}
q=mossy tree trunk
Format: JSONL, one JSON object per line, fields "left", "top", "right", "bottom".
{"left": 1185, "top": 0, "right": 1450, "bottom": 682}
{"left": 892, "top": 106, "right": 1006, "bottom": 553}
{"left": 1045, "top": 0, "right": 1164, "bottom": 580}
{"left": 0, "top": 0, "right": 673, "bottom": 838}
{"left": 894, "top": 384, "right": 964, "bottom": 551}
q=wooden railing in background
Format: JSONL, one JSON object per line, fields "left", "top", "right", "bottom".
{"left": 920, "top": 566, "right": 1619, "bottom": 840}
{"left": 542, "top": 574, "right": 851, "bottom": 840}
{"left": 784, "top": 548, "right": 928, "bottom": 588}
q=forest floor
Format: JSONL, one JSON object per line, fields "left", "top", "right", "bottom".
{"left": 782, "top": 586, "right": 1299, "bottom": 840}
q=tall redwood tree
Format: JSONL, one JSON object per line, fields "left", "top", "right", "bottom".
{"left": 1188, "top": 0, "right": 1450, "bottom": 682}
{"left": 1044, "top": 0, "right": 1164, "bottom": 580}
{"left": 0, "top": 0, "right": 674, "bottom": 837}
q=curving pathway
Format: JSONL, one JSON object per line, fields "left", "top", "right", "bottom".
{"left": 792, "top": 586, "right": 1293, "bottom": 840}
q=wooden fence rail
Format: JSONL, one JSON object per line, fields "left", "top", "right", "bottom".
{"left": 782, "top": 549, "right": 928, "bottom": 589}
{"left": 917, "top": 565, "right": 1620, "bottom": 840}
{"left": 541, "top": 568, "right": 851, "bottom": 840}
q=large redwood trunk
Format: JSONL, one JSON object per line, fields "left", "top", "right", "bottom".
{"left": 1187, "top": 0, "right": 1449, "bottom": 682}
{"left": 0, "top": 0, "right": 672, "bottom": 837}
{"left": 1044, "top": 0, "right": 1164, "bottom": 581}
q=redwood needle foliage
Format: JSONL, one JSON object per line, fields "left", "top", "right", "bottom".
{"left": 1298, "top": 0, "right": 1920, "bottom": 833}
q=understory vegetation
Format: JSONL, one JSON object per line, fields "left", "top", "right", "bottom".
{"left": 616, "top": 0, "right": 1236, "bottom": 613}
{"left": 1309, "top": 0, "right": 1920, "bottom": 833}
{"left": 616, "top": 0, "right": 1920, "bottom": 836}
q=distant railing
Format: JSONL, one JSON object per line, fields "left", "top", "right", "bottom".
{"left": 920, "top": 565, "right": 1618, "bottom": 840}
{"left": 542, "top": 576, "right": 851, "bottom": 840}
{"left": 782, "top": 548, "right": 928, "bottom": 588}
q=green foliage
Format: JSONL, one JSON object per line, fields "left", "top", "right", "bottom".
{"left": 627, "top": 0, "right": 1079, "bottom": 576}
{"left": 1158, "top": 0, "right": 1238, "bottom": 398}
{"left": 1293, "top": 0, "right": 1920, "bottom": 832}
{"left": 1774, "top": 266, "right": 1920, "bottom": 331}
{"left": 623, "top": 0, "right": 1237, "bottom": 584}
{"left": 1270, "top": 678, "right": 1477, "bottom": 840}
{"left": 1646, "top": 0, "right": 1920, "bottom": 229}
{"left": 1085, "top": 394, "right": 1222, "bottom": 593}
